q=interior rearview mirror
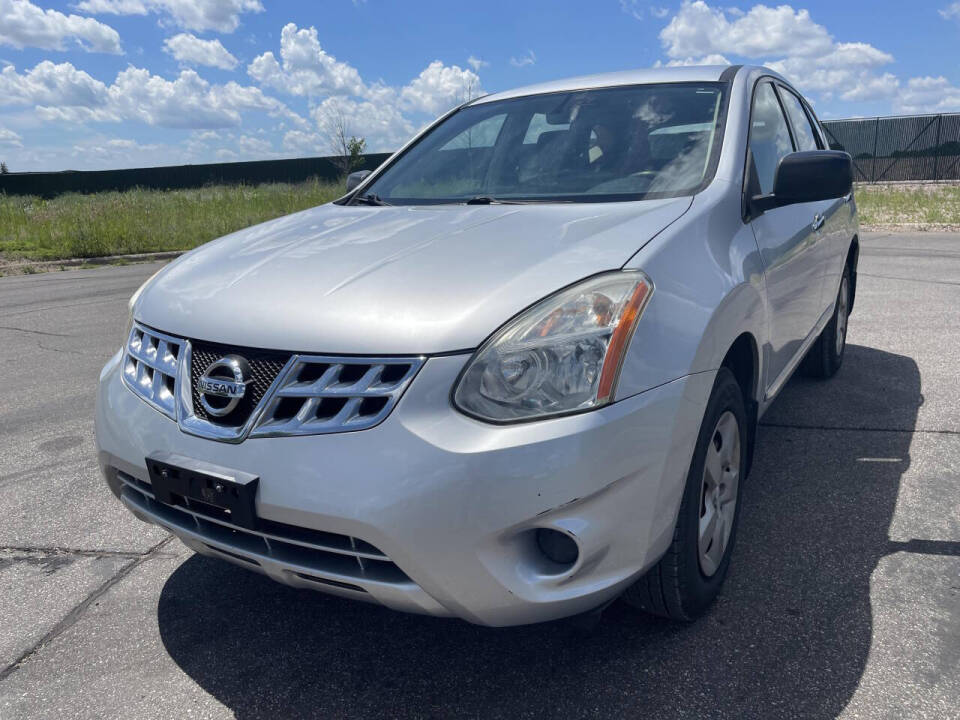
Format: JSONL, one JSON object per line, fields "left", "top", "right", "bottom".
{"left": 751, "top": 150, "right": 853, "bottom": 214}
{"left": 346, "top": 169, "right": 372, "bottom": 193}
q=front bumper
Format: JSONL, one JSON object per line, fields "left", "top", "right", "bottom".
{"left": 96, "top": 350, "right": 714, "bottom": 626}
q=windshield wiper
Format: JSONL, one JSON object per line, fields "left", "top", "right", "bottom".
{"left": 353, "top": 193, "right": 391, "bottom": 206}
{"left": 463, "top": 196, "right": 573, "bottom": 205}
{"left": 464, "top": 196, "right": 536, "bottom": 205}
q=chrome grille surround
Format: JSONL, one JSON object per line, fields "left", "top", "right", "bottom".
{"left": 249, "top": 355, "right": 423, "bottom": 438}
{"left": 124, "top": 322, "right": 424, "bottom": 442}
{"left": 121, "top": 324, "right": 183, "bottom": 419}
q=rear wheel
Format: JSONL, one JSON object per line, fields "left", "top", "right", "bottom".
{"left": 622, "top": 368, "right": 746, "bottom": 621}
{"left": 801, "top": 264, "right": 851, "bottom": 379}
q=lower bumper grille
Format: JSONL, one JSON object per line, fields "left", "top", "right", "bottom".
{"left": 118, "top": 471, "right": 410, "bottom": 587}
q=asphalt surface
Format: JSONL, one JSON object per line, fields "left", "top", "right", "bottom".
{"left": 0, "top": 231, "right": 958, "bottom": 719}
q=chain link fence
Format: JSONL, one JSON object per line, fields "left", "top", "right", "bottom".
{"left": 821, "top": 114, "right": 960, "bottom": 183}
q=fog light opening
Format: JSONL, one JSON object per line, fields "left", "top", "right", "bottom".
{"left": 535, "top": 528, "right": 579, "bottom": 568}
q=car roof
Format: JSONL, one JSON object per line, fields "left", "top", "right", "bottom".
{"left": 470, "top": 65, "right": 786, "bottom": 105}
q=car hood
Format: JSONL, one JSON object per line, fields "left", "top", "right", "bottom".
{"left": 136, "top": 198, "right": 690, "bottom": 354}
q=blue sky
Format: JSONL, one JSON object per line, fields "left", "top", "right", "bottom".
{"left": 1, "top": 0, "right": 959, "bottom": 171}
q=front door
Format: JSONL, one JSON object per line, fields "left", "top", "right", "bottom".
{"left": 747, "top": 81, "right": 825, "bottom": 393}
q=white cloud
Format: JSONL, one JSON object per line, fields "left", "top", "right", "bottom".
{"left": 4, "top": 20, "right": 490, "bottom": 168}
{"left": 400, "top": 61, "right": 480, "bottom": 114}
{"left": 659, "top": 53, "right": 730, "bottom": 66}
{"left": 841, "top": 73, "right": 899, "bottom": 102}
{"left": 940, "top": 2, "right": 960, "bottom": 21}
{"left": 0, "top": 126, "right": 23, "bottom": 146}
{"left": 0, "top": 0, "right": 121, "bottom": 53}
{"left": 619, "top": 0, "right": 644, "bottom": 20}
{"left": 660, "top": 1, "right": 832, "bottom": 59}
{"left": 510, "top": 49, "right": 536, "bottom": 67}
{"left": 767, "top": 42, "right": 897, "bottom": 102}
{"left": 282, "top": 129, "right": 323, "bottom": 154}
{"left": 0, "top": 60, "right": 109, "bottom": 107}
{"left": 1, "top": 60, "right": 306, "bottom": 130}
{"left": 467, "top": 55, "right": 488, "bottom": 71}
{"left": 656, "top": 2, "right": 906, "bottom": 111}
{"left": 248, "top": 23, "right": 366, "bottom": 97}
{"left": 313, "top": 95, "right": 415, "bottom": 152}
{"left": 622, "top": 1, "right": 671, "bottom": 21}
{"left": 246, "top": 22, "right": 482, "bottom": 149}
{"left": 75, "top": 0, "right": 262, "bottom": 33}
{"left": 163, "top": 33, "right": 238, "bottom": 70}
{"left": 895, "top": 75, "right": 960, "bottom": 114}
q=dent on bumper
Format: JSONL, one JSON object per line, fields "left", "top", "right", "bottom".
{"left": 96, "top": 351, "right": 714, "bottom": 626}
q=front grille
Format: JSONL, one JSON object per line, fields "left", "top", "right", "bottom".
{"left": 119, "top": 471, "right": 409, "bottom": 586}
{"left": 249, "top": 356, "right": 422, "bottom": 437}
{"left": 189, "top": 340, "right": 290, "bottom": 427}
{"left": 122, "top": 325, "right": 182, "bottom": 418}
{"left": 123, "top": 322, "right": 424, "bottom": 441}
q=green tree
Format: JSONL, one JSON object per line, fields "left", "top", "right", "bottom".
{"left": 346, "top": 136, "right": 366, "bottom": 172}
{"left": 320, "top": 106, "right": 367, "bottom": 178}
{"left": 0, "top": 161, "right": 8, "bottom": 174}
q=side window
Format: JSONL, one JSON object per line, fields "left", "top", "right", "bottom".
{"left": 440, "top": 114, "right": 506, "bottom": 150}
{"left": 749, "top": 82, "right": 795, "bottom": 195}
{"left": 523, "top": 113, "right": 570, "bottom": 144}
{"left": 778, "top": 88, "right": 819, "bottom": 152}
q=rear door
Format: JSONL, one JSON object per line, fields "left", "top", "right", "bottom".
{"left": 747, "top": 81, "right": 824, "bottom": 393}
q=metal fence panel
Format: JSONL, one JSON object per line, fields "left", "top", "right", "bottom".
{"left": 0, "top": 153, "right": 392, "bottom": 198}
{"left": 822, "top": 113, "right": 960, "bottom": 183}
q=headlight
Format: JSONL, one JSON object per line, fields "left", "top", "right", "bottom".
{"left": 453, "top": 271, "right": 653, "bottom": 422}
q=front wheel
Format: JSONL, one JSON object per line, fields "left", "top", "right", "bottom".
{"left": 622, "top": 367, "right": 747, "bottom": 621}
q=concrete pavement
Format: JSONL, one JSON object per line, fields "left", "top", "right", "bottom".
{"left": 0, "top": 233, "right": 957, "bottom": 719}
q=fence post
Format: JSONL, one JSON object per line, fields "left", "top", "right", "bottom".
{"left": 871, "top": 116, "right": 880, "bottom": 182}
{"left": 932, "top": 114, "right": 943, "bottom": 183}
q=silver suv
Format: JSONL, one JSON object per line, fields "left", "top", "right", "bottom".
{"left": 95, "top": 65, "right": 857, "bottom": 626}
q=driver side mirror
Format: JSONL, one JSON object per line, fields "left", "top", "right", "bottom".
{"left": 751, "top": 150, "right": 853, "bottom": 215}
{"left": 346, "top": 169, "right": 372, "bottom": 193}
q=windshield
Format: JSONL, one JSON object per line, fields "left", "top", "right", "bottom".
{"left": 358, "top": 82, "right": 726, "bottom": 205}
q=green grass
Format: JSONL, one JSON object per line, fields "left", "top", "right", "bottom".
{"left": 2, "top": 180, "right": 956, "bottom": 265}
{"left": 0, "top": 179, "right": 344, "bottom": 262}
{"left": 855, "top": 183, "right": 960, "bottom": 227}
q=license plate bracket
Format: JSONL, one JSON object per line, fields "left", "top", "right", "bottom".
{"left": 146, "top": 452, "right": 259, "bottom": 529}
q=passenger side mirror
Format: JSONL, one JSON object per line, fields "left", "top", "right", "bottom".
{"left": 751, "top": 150, "right": 853, "bottom": 214}
{"left": 346, "top": 169, "right": 372, "bottom": 193}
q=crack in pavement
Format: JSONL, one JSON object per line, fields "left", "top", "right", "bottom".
{"left": 858, "top": 271, "right": 960, "bottom": 287}
{"left": 0, "top": 545, "right": 177, "bottom": 560}
{"left": 0, "top": 295, "right": 129, "bottom": 320}
{"left": 0, "top": 535, "right": 174, "bottom": 683}
{"left": 0, "top": 325, "right": 73, "bottom": 338}
{"left": 760, "top": 421, "right": 960, "bottom": 435}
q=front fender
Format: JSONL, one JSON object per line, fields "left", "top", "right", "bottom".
{"left": 615, "top": 182, "right": 767, "bottom": 403}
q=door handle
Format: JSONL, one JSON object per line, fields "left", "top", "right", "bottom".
{"left": 812, "top": 213, "right": 825, "bottom": 231}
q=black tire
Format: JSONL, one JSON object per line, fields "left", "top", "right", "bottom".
{"left": 801, "top": 264, "right": 851, "bottom": 379}
{"left": 622, "top": 367, "right": 747, "bottom": 621}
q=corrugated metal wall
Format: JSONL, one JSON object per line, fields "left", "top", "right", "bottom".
{"left": 822, "top": 114, "right": 960, "bottom": 183}
{"left": 0, "top": 153, "right": 392, "bottom": 198}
